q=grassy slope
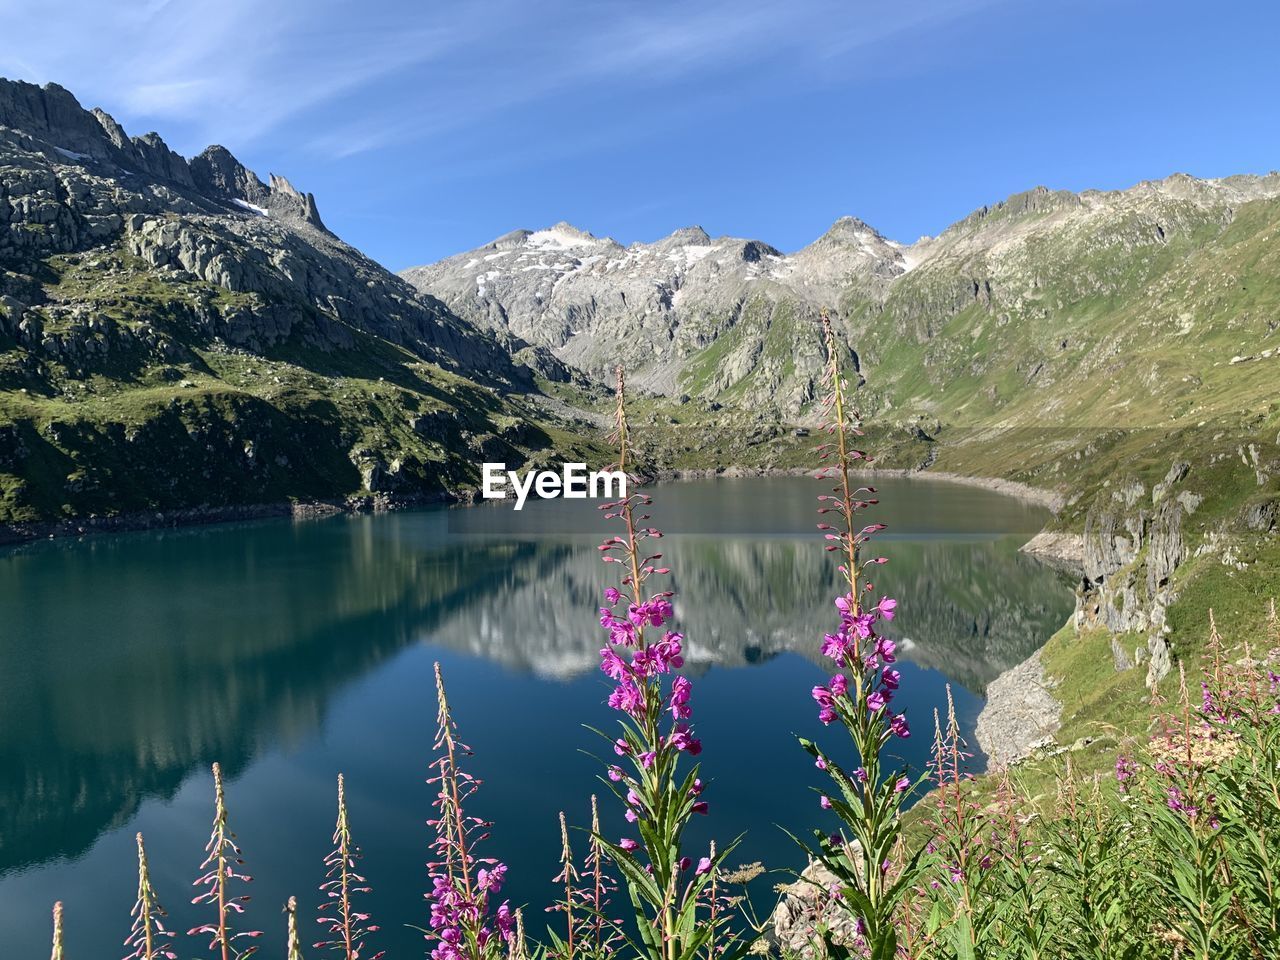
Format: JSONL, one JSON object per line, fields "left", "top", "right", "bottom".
{"left": 568, "top": 192, "right": 1279, "bottom": 507}
{"left": 985, "top": 541, "right": 1280, "bottom": 812}
{"left": 0, "top": 244, "right": 605, "bottom": 523}
{"left": 852, "top": 192, "right": 1280, "bottom": 486}
{"left": 884, "top": 197, "right": 1280, "bottom": 793}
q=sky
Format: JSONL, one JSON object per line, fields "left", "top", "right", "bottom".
{"left": 2, "top": 0, "right": 1278, "bottom": 269}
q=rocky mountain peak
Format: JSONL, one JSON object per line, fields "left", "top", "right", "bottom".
{"left": 949, "top": 185, "right": 1084, "bottom": 236}
{"left": 738, "top": 238, "right": 781, "bottom": 262}
{"left": 0, "top": 79, "right": 117, "bottom": 160}
{"left": 663, "top": 225, "right": 713, "bottom": 246}
{"left": 489, "top": 228, "right": 533, "bottom": 251}
{"left": 266, "top": 172, "right": 326, "bottom": 229}
{"left": 820, "top": 215, "right": 879, "bottom": 241}
{"left": 646, "top": 226, "right": 714, "bottom": 257}
{"left": 189, "top": 144, "right": 270, "bottom": 203}
{"left": 89, "top": 107, "right": 131, "bottom": 152}
{"left": 0, "top": 77, "right": 326, "bottom": 231}
{"left": 187, "top": 145, "right": 327, "bottom": 231}
{"left": 131, "top": 130, "right": 195, "bottom": 187}
{"left": 794, "top": 216, "right": 898, "bottom": 261}
{"left": 525, "top": 222, "right": 605, "bottom": 250}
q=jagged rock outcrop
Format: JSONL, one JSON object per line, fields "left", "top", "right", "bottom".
{"left": 189, "top": 145, "right": 327, "bottom": 231}
{"left": 0, "top": 78, "right": 326, "bottom": 231}
{"left": 1075, "top": 462, "right": 1198, "bottom": 686}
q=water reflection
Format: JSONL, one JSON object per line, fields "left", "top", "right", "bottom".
{"left": 424, "top": 534, "right": 1068, "bottom": 692}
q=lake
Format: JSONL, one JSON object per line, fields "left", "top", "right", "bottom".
{"left": 0, "top": 476, "right": 1072, "bottom": 956}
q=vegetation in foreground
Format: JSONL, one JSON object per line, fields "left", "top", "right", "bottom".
{"left": 36, "top": 341, "right": 1280, "bottom": 960}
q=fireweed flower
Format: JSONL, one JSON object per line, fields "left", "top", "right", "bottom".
{"left": 125, "top": 834, "right": 177, "bottom": 960}
{"left": 796, "top": 311, "right": 922, "bottom": 958}
{"left": 590, "top": 366, "right": 738, "bottom": 960}
{"left": 546, "top": 799, "right": 624, "bottom": 960}
{"left": 1115, "top": 755, "right": 1137, "bottom": 794}
{"left": 187, "top": 763, "right": 262, "bottom": 960}
{"left": 425, "top": 664, "right": 512, "bottom": 960}
{"left": 315, "top": 774, "right": 384, "bottom": 959}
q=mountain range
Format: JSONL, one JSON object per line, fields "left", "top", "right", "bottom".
{"left": 402, "top": 216, "right": 905, "bottom": 412}
{"left": 403, "top": 174, "right": 1280, "bottom": 422}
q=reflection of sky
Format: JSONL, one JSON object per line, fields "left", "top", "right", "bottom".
{"left": 0, "top": 477, "right": 1070, "bottom": 957}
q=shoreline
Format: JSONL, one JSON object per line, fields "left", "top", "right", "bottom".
{"left": 1018, "top": 529, "right": 1086, "bottom": 575}
{"left": 654, "top": 465, "right": 1066, "bottom": 512}
{"left": 0, "top": 492, "right": 447, "bottom": 548}
{"left": 2, "top": 463, "right": 1067, "bottom": 547}
{"left": 974, "top": 647, "right": 1063, "bottom": 769}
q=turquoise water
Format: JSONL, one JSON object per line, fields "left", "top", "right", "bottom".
{"left": 0, "top": 476, "right": 1071, "bottom": 955}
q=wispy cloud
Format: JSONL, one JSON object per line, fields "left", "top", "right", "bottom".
{"left": 0, "top": 0, "right": 456, "bottom": 149}
{"left": 0, "top": 0, "right": 994, "bottom": 158}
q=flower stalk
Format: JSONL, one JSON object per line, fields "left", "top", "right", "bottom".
{"left": 593, "top": 365, "right": 739, "bottom": 960}
{"left": 797, "top": 310, "right": 918, "bottom": 960}
{"left": 425, "top": 663, "right": 512, "bottom": 960}
{"left": 287, "top": 897, "right": 305, "bottom": 960}
{"left": 126, "top": 833, "right": 176, "bottom": 960}
{"left": 317, "top": 774, "right": 382, "bottom": 959}
{"left": 51, "top": 901, "right": 65, "bottom": 960}
{"left": 188, "top": 762, "right": 261, "bottom": 960}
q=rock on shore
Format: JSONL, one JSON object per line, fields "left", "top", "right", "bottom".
{"left": 769, "top": 848, "right": 860, "bottom": 956}
{"left": 974, "top": 649, "right": 1061, "bottom": 770}
{"left": 1019, "top": 530, "right": 1085, "bottom": 573}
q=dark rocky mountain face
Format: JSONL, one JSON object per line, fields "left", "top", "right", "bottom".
{"left": 0, "top": 78, "right": 527, "bottom": 372}
{"left": 0, "top": 78, "right": 589, "bottom": 527}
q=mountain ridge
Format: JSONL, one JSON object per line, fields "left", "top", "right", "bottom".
{"left": 0, "top": 78, "right": 330, "bottom": 231}
{"left": 0, "top": 77, "right": 596, "bottom": 528}
{"left": 402, "top": 170, "right": 1280, "bottom": 413}
{"left": 401, "top": 214, "right": 903, "bottom": 407}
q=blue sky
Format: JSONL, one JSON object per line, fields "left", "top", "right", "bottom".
{"left": 2, "top": 0, "right": 1278, "bottom": 269}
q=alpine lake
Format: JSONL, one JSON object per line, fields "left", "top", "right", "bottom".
{"left": 0, "top": 476, "right": 1073, "bottom": 955}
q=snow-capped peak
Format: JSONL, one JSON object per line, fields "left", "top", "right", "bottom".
{"left": 526, "top": 222, "right": 601, "bottom": 251}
